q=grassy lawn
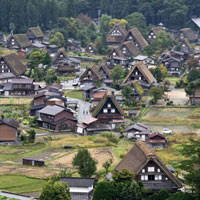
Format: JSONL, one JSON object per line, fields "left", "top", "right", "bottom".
{"left": 164, "top": 77, "right": 180, "bottom": 86}
{"left": 65, "top": 90, "right": 83, "bottom": 100}
{"left": 0, "top": 175, "right": 46, "bottom": 194}
{"left": 0, "top": 97, "right": 32, "bottom": 105}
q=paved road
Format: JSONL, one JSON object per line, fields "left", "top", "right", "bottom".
{"left": 68, "top": 98, "right": 91, "bottom": 123}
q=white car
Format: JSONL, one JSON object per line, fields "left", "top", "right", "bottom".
{"left": 162, "top": 128, "right": 172, "bottom": 134}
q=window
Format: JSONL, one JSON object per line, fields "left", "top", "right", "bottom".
{"left": 103, "top": 109, "right": 108, "bottom": 113}
{"left": 135, "top": 71, "right": 138, "bottom": 75}
{"left": 129, "top": 36, "right": 132, "bottom": 39}
{"left": 107, "top": 104, "right": 111, "bottom": 108}
{"left": 88, "top": 71, "right": 91, "bottom": 75}
{"left": 60, "top": 54, "right": 63, "bottom": 57}
{"left": 149, "top": 35, "right": 151, "bottom": 39}
{"left": 142, "top": 169, "right": 145, "bottom": 173}
{"left": 148, "top": 167, "right": 155, "bottom": 172}
{"left": 151, "top": 32, "right": 154, "bottom": 35}
{"left": 153, "top": 35, "right": 156, "bottom": 39}
{"left": 157, "top": 168, "right": 160, "bottom": 173}
{"left": 165, "top": 177, "right": 168, "bottom": 180}
{"left": 141, "top": 175, "right": 148, "bottom": 181}
{"left": 148, "top": 175, "right": 155, "bottom": 180}
{"left": 113, "top": 52, "right": 116, "bottom": 56}
{"left": 2, "top": 69, "right": 4, "bottom": 73}
{"left": 111, "top": 109, "right": 115, "bottom": 113}
{"left": 139, "top": 76, "right": 142, "bottom": 80}
{"left": 2, "top": 65, "right": 4, "bottom": 69}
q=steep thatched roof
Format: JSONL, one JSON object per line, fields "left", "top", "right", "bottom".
{"left": 92, "top": 91, "right": 124, "bottom": 117}
{"left": 80, "top": 65, "right": 102, "bottom": 81}
{"left": 127, "top": 28, "right": 148, "bottom": 49}
{"left": 106, "top": 23, "right": 127, "bottom": 43}
{"left": 179, "top": 28, "right": 198, "bottom": 42}
{"left": 115, "top": 141, "right": 182, "bottom": 189}
{"left": 123, "top": 62, "right": 156, "bottom": 84}
{"left": 13, "top": 34, "right": 31, "bottom": 48}
{"left": 3, "top": 53, "right": 26, "bottom": 76}
{"left": 28, "top": 27, "right": 44, "bottom": 38}
{"left": 120, "top": 41, "right": 141, "bottom": 57}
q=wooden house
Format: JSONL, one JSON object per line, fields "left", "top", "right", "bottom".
{"left": 123, "top": 62, "right": 156, "bottom": 91}
{"left": 79, "top": 65, "right": 102, "bottom": 85}
{"left": 124, "top": 28, "right": 148, "bottom": 50}
{"left": 7, "top": 34, "right": 31, "bottom": 52}
{"left": 60, "top": 177, "right": 95, "bottom": 200}
{"left": 37, "top": 105, "right": 77, "bottom": 132}
{"left": 148, "top": 27, "right": 163, "bottom": 40}
{"left": 67, "top": 39, "right": 81, "bottom": 53}
{"left": 82, "top": 83, "right": 96, "bottom": 99}
{"left": 147, "top": 132, "right": 167, "bottom": 148}
{"left": 115, "top": 141, "right": 182, "bottom": 192}
{"left": 98, "top": 64, "right": 113, "bottom": 86}
{"left": 189, "top": 88, "right": 200, "bottom": 105}
{"left": 178, "top": 28, "right": 198, "bottom": 43}
{"left": 180, "top": 39, "right": 193, "bottom": 54}
{"left": 123, "top": 80, "right": 144, "bottom": 101}
{"left": 126, "top": 123, "right": 151, "bottom": 141}
{"left": 0, "top": 53, "right": 26, "bottom": 76}
{"left": 119, "top": 41, "right": 141, "bottom": 58}
{"left": 3, "top": 77, "right": 37, "bottom": 96}
{"left": 92, "top": 91, "right": 124, "bottom": 129}
{"left": 86, "top": 43, "right": 96, "bottom": 54}
{"left": 53, "top": 49, "right": 80, "bottom": 73}
{"left": 106, "top": 23, "right": 127, "bottom": 46}
{"left": 0, "top": 117, "right": 20, "bottom": 144}
{"left": 92, "top": 86, "right": 116, "bottom": 108}
{"left": 0, "top": 73, "right": 16, "bottom": 84}
{"left": 53, "top": 48, "right": 68, "bottom": 66}
{"left": 27, "top": 27, "right": 44, "bottom": 43}
{"left": 132, "top": 55, "right": 155, "bottom": 68}
{"left": 76, "top": 117, "right": 111, "bottom": 136}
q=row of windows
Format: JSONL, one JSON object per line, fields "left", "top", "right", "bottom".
{"left": 141, "top": 174, "right": 167, "bottom": 181}
{"left": 142, "top": 167, "right": 160, "bottom": 173}
{"left": 103, "top": 108, "right": 115, "bottom": 113}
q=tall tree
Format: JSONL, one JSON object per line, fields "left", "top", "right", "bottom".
{"left": 73, "top": 149, "right": 97, "bottom": 177}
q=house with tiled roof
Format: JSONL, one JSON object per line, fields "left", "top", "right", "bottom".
{"left": 148, "top": 27, "right": 163, "bottom": 40}
{"left": 7, "top": 34, "right": 31, "bottom": 52}
{"left": 123, "top": 62, "right": 156, "bottom": 91}
{"left": 178, "top": 28, "right": 198, "bottom": 43}
{"left": 106, "top": 23, "right": 128, "bottom": 46}
{"left": 37, "top": 105, "right": 77, "bottom": 132}
{"left": 115, "top": 141, "right": 182, "bottom": 192}
{"left": 0, "top": 53, "right": 26, "bottom": 76}
{"left": 79, "top": 65, "right": 103, "bottom": 85}
{"left": 92, "top": 91, "right": 124, "bottom": 129}
{"left": 0, "top": 117, "right": 20, "bottom": 144}
{"left": 147, "top": 132, "right": 167, "bottom": 148}
{"left": 27, "top": 27, "right": 44, "bottom": 43}
{"left": 124, "top": 28, "right": 148, "bottom": 50}
{"left": 60, "top": 177, "right": 95, "bottom": 200}
{"left": 76, "top": 116, "right": 111, "bottom": 135}
{"left": 3, "top": 76, "right": 38, "bottom": 97}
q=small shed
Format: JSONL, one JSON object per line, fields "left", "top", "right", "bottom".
{"left": 22, "top": 158, "right": 45, "bottom": 167}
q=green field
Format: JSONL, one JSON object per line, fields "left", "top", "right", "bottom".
{"left": 0, "top": 175, "right": 46, "bottom": 193}
{"left": 65, "top": 90, "right": 83, "bottom": 100}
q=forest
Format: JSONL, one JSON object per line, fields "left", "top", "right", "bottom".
{"left": 0, "top": 0, "right": 200, "bottom": 33}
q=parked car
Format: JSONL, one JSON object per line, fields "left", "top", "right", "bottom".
{"left": 162, "top": 128, "right": 172, "bottom": 134}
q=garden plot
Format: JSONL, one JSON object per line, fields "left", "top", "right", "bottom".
{"left": 145, "top": 107, "right": 194, "bottom": 118}
{"left": 0, "top": 163, "right": 59, "bottom": 178}
{"left": 48, "top": 147, "right": 115, "bottom": 170}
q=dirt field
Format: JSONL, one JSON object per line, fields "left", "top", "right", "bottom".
{"left": 48, "top": 147, "right": 115, "bottom": 170}
{"left": 165, "top": 89, "right": 189, "bottom": 105}
{"left": 0, "top": 163, "right": 59, "bottom": 178}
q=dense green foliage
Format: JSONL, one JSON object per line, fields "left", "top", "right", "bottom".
{"left": 72, "top": 148, "right": 97, "bottom": 177}
{"left": 40, "top": 181, "right": 71, "bottom": 200}
{"left": 0, "top": 0, "right": 199, "bottom": 33}
{"left": 94, "top": 169, "right": 147, "bottom": 200}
